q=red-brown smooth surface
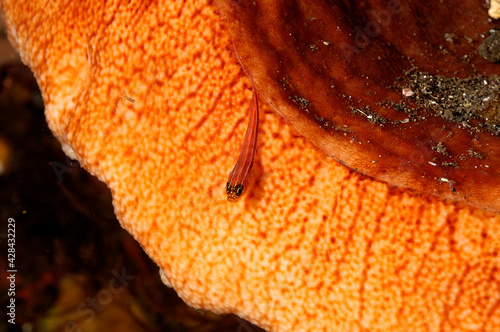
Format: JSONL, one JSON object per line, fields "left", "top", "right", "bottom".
{"left": 217, "top": 0, "right": 500, "bottom": 211}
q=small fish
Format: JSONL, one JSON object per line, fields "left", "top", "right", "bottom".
{"left": 226, "top": 80, "right": 259, "bottom": 201}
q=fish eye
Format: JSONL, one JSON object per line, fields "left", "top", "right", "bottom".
{"left": 235, "top": 184, "right": 244, "bottom": 196}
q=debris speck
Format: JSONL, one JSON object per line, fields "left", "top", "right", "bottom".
{"left": 444, "top": 32, "right": 456, "bottom": 44}
{"left": 402, "top": 88, "right": 414, "bottom": 97}
{"left": 292, "top": 95, "right": 311, "bottom": 110}
{"left": 479, "top": 29, "right": 500, "bottom": 63}
{"left": 489, "top": 0, "right": 500, "bottom": 19}
{"left": 432, "top": 142, "right": 449, "bottom": 156}
{"left": 438, "top": 177, "right": 457, "bottom": 192}
{"left": 468, "top": 148, "right": 485, "bottom": 159}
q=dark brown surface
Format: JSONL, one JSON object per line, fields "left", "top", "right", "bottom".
{"left": 216, "top": 0, "right": 500, "bottom": 211}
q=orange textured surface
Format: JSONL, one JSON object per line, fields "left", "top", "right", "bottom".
{"left": 2, "top": 0, "right": 500, "bottom": 331}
